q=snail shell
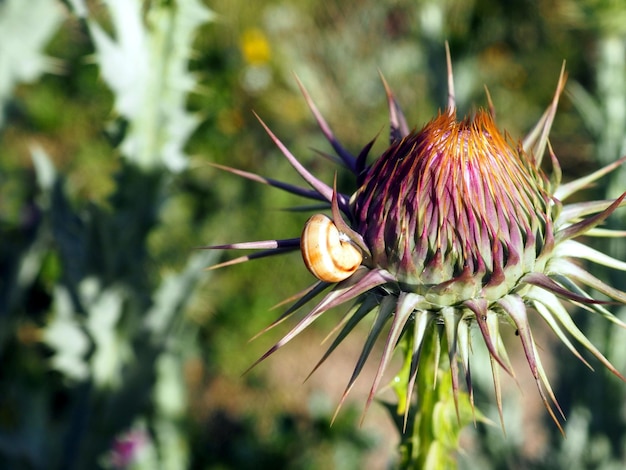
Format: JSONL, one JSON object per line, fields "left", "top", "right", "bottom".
{"left": 301, "top": 213, "right": 363, "bottom": 282}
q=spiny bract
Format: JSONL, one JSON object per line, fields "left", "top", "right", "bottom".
{"left": 207, "top": 55, "right": 626, "bottom": 432}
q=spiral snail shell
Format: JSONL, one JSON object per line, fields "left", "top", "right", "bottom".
{"left": 300, "top": 213, "right": 363, "bottom": 282}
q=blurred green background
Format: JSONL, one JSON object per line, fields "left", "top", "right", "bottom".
{"left": 1, "top": 0, "right": 626, "bottom": 468}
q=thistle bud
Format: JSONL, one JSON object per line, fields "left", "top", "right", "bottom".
{"left": 207, "top": 57, "right": 626, "bottom": 433}
{"left": 353, "top": 111, "right": 554, "bottom": 305}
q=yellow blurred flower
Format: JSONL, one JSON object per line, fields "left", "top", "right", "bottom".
{"left": 240, "top": 28, "right": 271, "bottom": 65}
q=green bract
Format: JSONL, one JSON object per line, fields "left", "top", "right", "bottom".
{"left": 208, "top": 59, "right": 626, "bottom": 433}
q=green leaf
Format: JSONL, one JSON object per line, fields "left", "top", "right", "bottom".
{"left": 143, "top": 250, "right": 217, "bottom": 338}
{"left": 88, "top": 0, "right": 214, "bottom": 171}
{"left": 0, "top": 0, "right": 64, "bottom": 126}
{"left": 43, "top": 286, "right": 91, "bottom": 381}
{"left": 84, "top": 280, "right": 129, "bottom": 389}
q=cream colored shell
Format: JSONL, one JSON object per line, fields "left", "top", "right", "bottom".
{"left": 300, "top": 214, "right": 363, "bottom": 282}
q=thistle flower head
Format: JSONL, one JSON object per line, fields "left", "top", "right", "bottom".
{"left": 353, "top": 110, "right": 554, "bottom": 304}
{"left": 207, "top": 53, "right": 626, "bottom": 432}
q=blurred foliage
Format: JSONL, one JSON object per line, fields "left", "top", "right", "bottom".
{"left": 0, "top": 0, "right": 625, "bottom": 469}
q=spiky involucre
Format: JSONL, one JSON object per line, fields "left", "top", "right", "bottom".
{"left": 206, "top": 55, "right": 626, "bottom": 433}
{"left": 354, "top": 111, "right": 554, "bottom": 303}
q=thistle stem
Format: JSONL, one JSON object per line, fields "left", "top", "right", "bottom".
{"left": 395, "top": 321, "right": 471, "bottom": 469}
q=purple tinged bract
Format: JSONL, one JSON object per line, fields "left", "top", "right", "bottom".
{"left": 206, "top": 54, "right": 626, "bottom": 433}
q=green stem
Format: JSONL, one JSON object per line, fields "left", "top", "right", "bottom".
{"left": 395, "top": 321, "right": 473, "bottom": 469}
